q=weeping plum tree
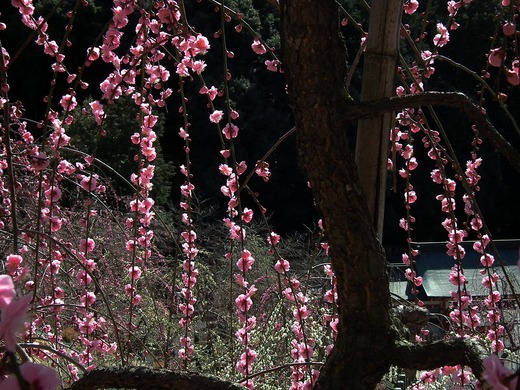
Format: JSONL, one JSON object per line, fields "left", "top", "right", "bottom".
{"left": 1, "top": 0, "right": 520, "bottom": 389}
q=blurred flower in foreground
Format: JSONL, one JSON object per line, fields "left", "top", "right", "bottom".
{"left": 483, "top": 354, "right": 518, "bottom": 390}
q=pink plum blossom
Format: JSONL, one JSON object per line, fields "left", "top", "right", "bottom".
{"left": 403, "top": 0, "right": 419, "bottom": 14}
{"left": 30, "top": 152, "right": 50, "bottom": 171}
{"left": 5, "top": 255, "right": 23, "bottom": 275}
{"left": 242, "top": 208, "right": 253, "bottom": 223}
{"left": 433, "top": 23, "right": 450, "bottom": 47}
{"left": 229, "top": 109, "right": 239, "bottom": 120}
{"left": 235, "top": 294, "right": 252, "bottom": 313}
{"left": 79, "top": 174, "right": 98, "bottom": 192}
{"left": 268, "top": 232, "right": 280, "bottom": 246}
{"left": 505, "top": 62, "right": 519, "bottom": 86}
{"left": 236, "top": 161, "right": 247, "bottom": 175}
{"left": 251, "top": 38, "right": 266, "bottom": 55}
{"left": 222, "top": 123, "right": 239, "bottom": 139}
{"left": 209, "top": 110, "right": 223, "bottom": 123}
{"left": 89, "top": 100, "right": 104, "bottom": 125}
{"left": 0, "top": 275, "right": 15, "bottom": 309}
{"left": 0, "top": 294, "right": 31, "bottom": 352}
{"left": 236, "top": 347, "right": 258, "bottom": 375}
{"left": 132, "top": 294, "right": 141, "bottom": 305}
{"left": 483, "top": 355, "right": 518, "bottom": 389}
{"left": 191, "top": 34, "right": 210, "bottom": 54}
{"left": 255, "top": 161, "right": 271, "bottom": 182}
{"left": 237, "top": 250, "right": 255, "bottom": 272}
{"left": 0, "top": 362, "right": 59, "bottom": 390}
{"left": 59, "top": 94, "right": 77, "bottom": 111}
{"left": 274, "top": 258, "right": 290, "bottom": 274}
{"left": 79, "top": 238, "right": 95, "bottom": 253}
{"left": 503, "top": 22, "right": 516, "bottom": 36}
{"left": 128, "top": 266, "right": 142, "bottom": 281}
{"left": 265, "top": 59, "right": 280, "bottom": 72}
{"left": 488, "top": 48, "right": 505, "bottom": 67}
{"left": 481, "top": 254, "right": 495, "bottom": 267}
{"left": 293, "top": 305, "right": 310, "bottom": 321}
{"left": 158, "top": 8, "right": 180, "bottom": 24}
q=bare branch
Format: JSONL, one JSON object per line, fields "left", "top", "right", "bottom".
{"left": 349, "top": 92, "right": 520, "bottom": 174}
{"left": 65, "top": 366, "right": 243, "bottom": 390}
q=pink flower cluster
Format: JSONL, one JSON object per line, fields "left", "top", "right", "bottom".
{"left": 417, "top": 365, "right": 472, "bottom": 388}
{"left": 0, "top": 274, "right": 59, "bottom": 389}
{"left": 268, "top": 232, "right": 319, "bottom": 389}
{"left": 392, "top": 116, "right": 424, "bottom": 299}
{"left": 486, "top": 0, "right": 519, "bottom": 87}
{"left": 323, "top": 262, "right": 338, "bottom": 355}
{"left": 221, "top": 174, "right": 259, "bottom": 383}
{"left": 395, "top": 0, "right": 513, "bottom": 354}
{"left": 176, "top": 102, "right": 200, "bottom": 366}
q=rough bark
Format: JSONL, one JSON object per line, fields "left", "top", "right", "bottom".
{"left": 355, "top": 0, "right": 403, "bottom": 239}
{"left": 279, "top": 1, "right": 394, "bottom": 388}
{"left": 65, "top": 366, "right": 243, "bottom": 390}
{"left": 279, "top": 1, "right": 490, "bottom": 389}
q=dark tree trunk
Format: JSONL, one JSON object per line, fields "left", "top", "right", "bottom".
{"left": 279, "top": 1, "right": 395, "bottom": 388}
{"left": 279, "top": 1, "right": 489, "bottom": 389}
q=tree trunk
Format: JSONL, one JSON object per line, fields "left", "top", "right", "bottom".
{"left": 279, "top": 1, "right": 488, "bottom": 389}
{"left": 279, "top": 1, "right": 394, "bottom": 388}
{"left": 355, "top": 0, "right": 403, "bottom": 238}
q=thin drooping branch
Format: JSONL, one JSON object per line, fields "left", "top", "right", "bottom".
{"left": 391, "top": 338, "right": 487, "bottom": 381}
{"left": 349, "top": 92, "right": 520, "bottom": 174}
{"left": 65, "top": 367, "right": 243, "bottom": 390}
{"left": 0, "top": 41, "right": 19, "bottom": 253}
{"left": 435, "top": 55, "right": 520, "bottom": 137}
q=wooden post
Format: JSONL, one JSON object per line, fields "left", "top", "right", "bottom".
{"left": 355, "top": 0, "right": 403, "bottom": 239}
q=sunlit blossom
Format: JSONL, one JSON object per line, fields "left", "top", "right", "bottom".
{"left": 251, "top": 38, "right": 266, "bottom": 55}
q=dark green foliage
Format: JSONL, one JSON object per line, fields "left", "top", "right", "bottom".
{"left": 68, "top": 96, "right": 175, "bottom": 206}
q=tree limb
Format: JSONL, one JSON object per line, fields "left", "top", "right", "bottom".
{"left": 391, "top": 338, "right": 487, "bottom": 380}
{"left": 65, "top": 366, "right": 243, "bottom": 390}
{"left": 349, "top": 92, "right": 520, "bottom": 174}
